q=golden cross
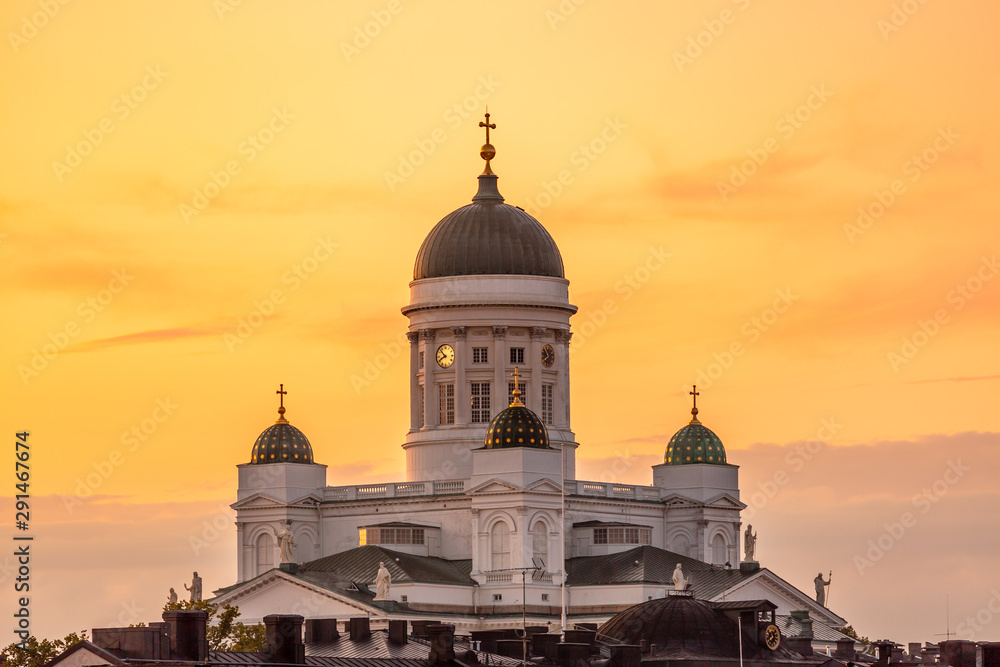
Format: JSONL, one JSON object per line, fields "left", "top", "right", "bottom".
{"left": 479, "top": 111, "right": 496, "bottom": 145}
{"left": 512, "top": 367, "right": 520, "bottom": 386}
{"left": 689, "top": 384, "right": 699, "bottom": 410}
{"left": 276, "top": 383, "right": 287, "bottom": 409}
{"left": 509, "top": 367, "right": 524, "bottom": 406}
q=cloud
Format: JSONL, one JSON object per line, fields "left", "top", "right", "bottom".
{"left": 66, "top": 323, "right": 232, "bottom": 353}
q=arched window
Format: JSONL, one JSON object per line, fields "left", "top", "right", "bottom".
{"left": 532, "top": 521, "right": 548, "bottom": 568}
{"left": 712, "top": 534, "right": 727, "bottom": 565}
{"left": 491, "top": 522, "right": 510, "bottom": 570}
{"left": 671, "top": 534, "right": 691, "bottom": 558}
{"left": 256, "top": 533, "right": 274, "bottom": 574}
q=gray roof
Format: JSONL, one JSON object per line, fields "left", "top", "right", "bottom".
{"left": 566, "top": 545, "right": 751, "bottom": 598}
{"left": 779, "top": 615, "right": 855, "bottom": 643}
{"left": 299, "top": 545, "right": 473, "bottom": 587}
{"left": 412, "top": 174, "right": 565, "bottom": 280}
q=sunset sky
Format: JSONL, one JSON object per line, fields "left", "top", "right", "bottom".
{"left": 2, "top": 0, "right": 998, "bottom": 644}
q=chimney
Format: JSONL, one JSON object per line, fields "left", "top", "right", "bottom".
{"left": 348, "top": 617, "right": 371, "bottom": 641}
{"left": 263, "top": 615, "right": 305, "bottom": 665}
{"left": 162, "top": 610, "right": 208, "bottom": 662}
{"left": 940, "top": 641, "right": 977, "bottom": 667}
{"left": 609, "top": 644, "right": 642, "bottom": 667}
{"left": 785, "top": 637, "right": 814, "bottom": 657}
{"left": 790, "top": 610, "right": 814, "bottom": 639}
{"left": 980, "top": 642, "right": 1000, "bottom": 667}
{"left": 875, "top": 641, "right": 898, "bottom": 664}
{"left": 427, "top": 624, "right": 455, "bottom": 664}
{"left": 388, "top": 620, "right": 408, "bottom": 645}
{"left": 304, "top": 619, "right": 339, "bottom": 644}
{"left": 909, "top": 643, "right": 923, "bottom": 660}
{"left": 835, "top": 638, "right": 857, "bottom": 660}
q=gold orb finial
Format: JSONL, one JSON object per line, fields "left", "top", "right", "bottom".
{"left": 479, "top": 110, "right": 497, "bottom": 175}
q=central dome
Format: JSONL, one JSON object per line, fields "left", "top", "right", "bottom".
{"left": 413, "top": 173, "right": 565, "bottom": 280}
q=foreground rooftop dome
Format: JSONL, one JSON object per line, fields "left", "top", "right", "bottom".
{"left": 250, "top": 385, "right": 314, "bottom": 464}
{"left": 664, "top": 386, "right": 727, "bottom": 465}
{"left": 484, "top": 369, "right": 550, "bottom": 449}
{"left": 412, "top": 112, "right": 565, "bottom": 280}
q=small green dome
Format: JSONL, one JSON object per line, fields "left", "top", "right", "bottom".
{"left": 664, "top": 406, "right": 726, "bottom": 466}
{"left": 485, "top": 396, "right": 550, "bottom": 449}
{"left": 250, "top": 404, "right": 314, "bottom": 464}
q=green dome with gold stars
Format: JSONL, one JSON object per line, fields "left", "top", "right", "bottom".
{"left": 484, "top": 380, "right": 550, "bottom": 449}
{"left": 664, "top": 388, "right": 727, "bottom": 465}
{"left": 250, "top": 386, "right": 314, "bottom": 464}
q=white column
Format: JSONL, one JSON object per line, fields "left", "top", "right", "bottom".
{"left": 420, "top": 329, "right": 436, "bottom": 428}
{"left": 452, "top": 326, "right": 469, "bottom": 425}
{"left": 529, "top": 327, "right": 546, "bottom": 414}
{"left": 492, "top": 326, "right": 508, "bottom": 414}
{"left": 236, "top": 521, "right": 245, "bottom": 582}
{"left": 407, "top": 332, "right": 419, "bottom": 431}
{"left": 554, "top": 330, "right": 572, "bottom": 428}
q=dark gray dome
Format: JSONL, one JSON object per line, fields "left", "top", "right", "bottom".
{"left": 413, "top": 174, "right": 565, "bottom": 280}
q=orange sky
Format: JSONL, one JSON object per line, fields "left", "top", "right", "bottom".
{"left": 1, "top": 0, "right": 998, "bottom": 644}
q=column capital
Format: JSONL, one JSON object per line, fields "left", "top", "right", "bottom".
{"left": 451, "top": 326, "right": 468, "bottom": 340}
{"left": 515, "top": 506, "right": 528, "bottom": 517}
{"left": 529, "top": 326, "right": 547, "bottom": 340}
{"left": 420, "top": 328, "right": 436, "bottom": 342}
{"left": 491, "top": 325, "right": 508, "bottom": 340}
{"left": 406, "top": 331, "right": 420, "bottom": 345}
{"left": 554, "top": 329, "right": 573, "bottom": 344}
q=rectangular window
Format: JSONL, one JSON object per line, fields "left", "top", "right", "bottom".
{"left": 594, "top": 528, "right": 608, "bottom": 544}
{"left": 542, "top": 594, "right": 549, "bottom": 602}
{"left": 541, "top": 384, "right": 554, "bottom": 424}
{"left": 510, "top": 347, "right": 525, "bottom": 364}
{"left": 472, "top": 347, "right": 489, "bottom": 363}
{"left": 401, "top": 595, "right": 408, "bottom": 603}
{"left": 471, "top": 382, "right": 491, "bottom": 423}
{"left": 609, "top": 527, "right": 624, "bottom": 543}
{"left": 419, "top": 386, "right": 425, "bottom": 427}
{"left": 439, "top": 384, "right": 454, "bottom": 424}
{"left": 381, "top": 528, "right": 396, "bottom": 544}
{"left": 411, "top": 528, "right": 425, "bottom": 545}
{"left": 364, "top": 528, "right": 380, "bottom": 545}
{"left": 641, "top": 529, "right": 652, "bottom": 545}
{"left": 419, "top": 351, "right": 424, "bottom": 369}
{"left": 625, "top": 527, "right": 639, "bottom": 544}
{"left": 493, "top": 594, "right": 503, "bottom": 602}
{"left": 508, "top": 382, "right": 526, "bottom": 406}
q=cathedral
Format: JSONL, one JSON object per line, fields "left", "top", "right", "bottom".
{"left": 214, "top": 117, "right": 848, "bottom": 645}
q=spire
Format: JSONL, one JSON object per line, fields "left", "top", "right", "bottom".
{"left": 275, "top": 383, "right": 289, "bottom": 424}
{"left": 473, "top": 110, "right": 504, "bottom": 203}
{"left": 688, "top": 384, "right": 701, "bottom": 424}
{"left": 509, "top": 367, "right": 524, "bottom": 407}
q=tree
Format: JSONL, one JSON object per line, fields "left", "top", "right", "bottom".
{"left": 162, "top": 600, "right": 266, "bottom": 652}
{"left": 840, "top": 625, "right": 871, "bottom": 644}
{"left": 0, "top": 632, "right": 89, "bottom": 667}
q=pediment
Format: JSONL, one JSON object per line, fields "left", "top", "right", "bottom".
{"left": 705, "top": 492, "right": 746, "bottom": 510}
{"left": 466, "top": 478, "right": 523, "bottom": 495}
{"left": 525, "top": 478, "right": 564, "bottom": 494}
{"left": 660, "top": 493, "right": 700, "bottom": 508}
{"left": 232, "top": 492, "right": 322, "bottom": 510}
{"left": 712, "top": 569, "right": 846, "bottom": 627}
{"left": 212, "top": 570, "right": 383, "bottom": 619}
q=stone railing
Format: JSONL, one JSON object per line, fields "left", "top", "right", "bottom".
{"left": 323, "top": 479, "right": 469, "bottom": 502}
{"left": 324, "top": 478, "right": 663, "bottom": 502}
{"left": 564, "top": 481, "right": 663, "bottom": 501}
{"left": 485, "top": 572, "right": 513, "bottom": 583}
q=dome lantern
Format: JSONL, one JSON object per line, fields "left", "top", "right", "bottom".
{"left": 249, "top": 384, "right": 314, "bottom": 465}
{"left": 663, "top": 385, "right": 727, "bottom": 466}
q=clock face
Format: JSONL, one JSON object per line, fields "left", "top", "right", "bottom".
{"left": 764, "top": 624, "right": 781, "bottom": 650}
{"left": 541, "top": 344, "right": 555, "bottom": 368}
{"left": 436, "top": 344, "right": 455, "bottom": 368}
